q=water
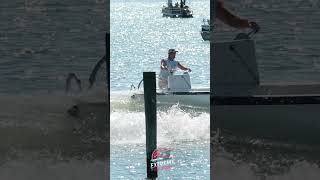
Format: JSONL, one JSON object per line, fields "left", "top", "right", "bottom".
{"left": 212, "top": 0, "right": 320, "bottom": 179}
{"left": 213, "top": 0, "right": 320, "bottom": 83}
{"left": 0, "top": 0, "right": 108, "bottom": 179}
{"left": 110, "top": 0, "right": 210, "bottom": 91}
{"left": 110, "top": 0, "right": 210, "bottom": 179}
{"left": 110, "top": 99, "right": 210, "bottom": 179}
{"left": 0, "top": 0, "right": 107, "bottom": 94}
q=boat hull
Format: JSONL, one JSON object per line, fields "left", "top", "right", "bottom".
{"left": 200, "top": 31, "right": 210, "bottom": 41}
{"left": 131, "top": 91, "right": 209, "bottom": 107}
{"left": 212, "top": 96, "right": 320, "bottom": 144}
{"left": 162, "top": 7, "right": 193, "bottom": 18}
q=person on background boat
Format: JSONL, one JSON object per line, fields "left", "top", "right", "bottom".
{"left": 216, "top": 0, "right": 260, "bottom": 32}
{"left": 159, "top": 49, "right": 192, "bottom": 89}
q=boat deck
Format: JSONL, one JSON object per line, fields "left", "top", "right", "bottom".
{"left": 213, "top": 82, "right": 320, "bottom": 97}
{"left": 156, "top": 87, "right": 209, "bottom": 95}
{"left": 257, "top": 82, "right": 320, "bottom": 96}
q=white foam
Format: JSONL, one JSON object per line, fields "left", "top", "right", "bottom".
{"left": 111, "top": 104, "right": 210, "bottom": 145}
{"left": 0, "top": 89, "right": 107, "bottom": 138}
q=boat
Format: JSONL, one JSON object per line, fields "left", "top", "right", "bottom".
{"left": 162, "top": 0, "right": 193, "bottom": 18}
{"left": 212, "top": 33, "right": 320, "bottom": 144}
{"left": 130, "top": 72, "right": 209, "bottom": 107}
{"left": 200, "top": 19, "right": 211, "bottom": 41}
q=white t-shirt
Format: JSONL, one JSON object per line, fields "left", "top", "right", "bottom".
{"left": 159, "top": 58, "right": 179, "bottom": 80}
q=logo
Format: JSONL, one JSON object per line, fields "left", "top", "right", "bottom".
{"left": 150, "top": 147, "right": 175, "bottom": 171}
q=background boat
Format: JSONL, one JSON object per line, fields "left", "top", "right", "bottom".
{"left": 162, "top": 0, "right": 193, "bottom": 18}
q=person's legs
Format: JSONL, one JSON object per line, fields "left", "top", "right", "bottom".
{"left": 158, "top": 79, "right": 168, "bottom": 89}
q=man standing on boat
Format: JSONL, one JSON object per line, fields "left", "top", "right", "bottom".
{"left": 159, "top": 49, "right": 192, "bottom": 89}
{"left": 216, "top": 0, "right": 260, "bottom": 32}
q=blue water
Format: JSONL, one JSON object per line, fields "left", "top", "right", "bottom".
{"left": 110, "top": 0, "right": 210, "bottom": 179}
{"left": 0, "top": 0, "right": 107, "bottom": 94}
{"left": 111, "top": 142, "right": 210, "bottom": 179}
{"left": 110, "top": 102, "right": 210, "bottom": 179}
{"left": 110, "top": 0, "right": 210, "bottom": 91}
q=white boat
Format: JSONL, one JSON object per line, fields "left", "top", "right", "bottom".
{"left": 200, "top": 19, "right": 211, "bottom": 41}
{"left": 162, "top": 0, "right": 193, "bottom": 18}
{"left": 130, "top": 72, "right": 209, "bottom": 107}
{"left": 212, "top": 35, "right": 320, "bottom": 144}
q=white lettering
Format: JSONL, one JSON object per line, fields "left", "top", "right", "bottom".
{"left": 150, "top": 162, "right": 157, "bottom": 169}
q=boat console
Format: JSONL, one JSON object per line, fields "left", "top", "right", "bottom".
{"left": 167, "top": 72, "right": 191, "bottom": 92}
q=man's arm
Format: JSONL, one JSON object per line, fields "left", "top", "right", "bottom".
{"left": 160, "top": 59, "right": 167, "bottom": 70}
{"left": 177, "top": 62, "right": 191, "bottom": 72}
{"left": 216, "top": 0, "right": 259, "bottom": 31}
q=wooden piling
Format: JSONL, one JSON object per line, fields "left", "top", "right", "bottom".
{"left": 143, "top": 72, "right": 158, "bottom": 179}
{"left": 210, "top": 1, "right": 214, "bottom": 179}
{"left": 105, "top": 32, "right": 110, "bottom": 179}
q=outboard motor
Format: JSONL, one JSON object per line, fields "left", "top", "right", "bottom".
{"left": 167, "top": 72, "right": 191, "bottom": 92}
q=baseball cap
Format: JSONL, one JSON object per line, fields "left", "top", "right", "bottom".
{"left": 168, "top": 49, "right": 178, "bottom": 53}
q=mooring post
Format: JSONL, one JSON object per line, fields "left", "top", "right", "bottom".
{"left": 210, "top": 1, "right": 214, "bottom": 178}
{"left": 143, "top": 72, "right": 158, "bottom": 179}
{"left": 105, "top": 32, "right": 110, "bottom": 179}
